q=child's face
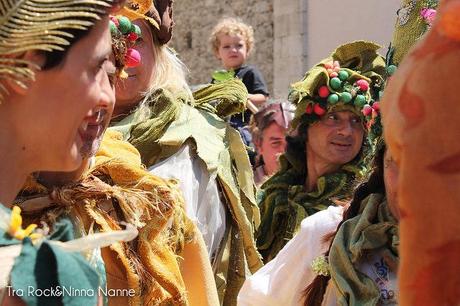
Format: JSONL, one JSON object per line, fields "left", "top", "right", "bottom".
{"left": 216, "top": 34, "right": 248, "bottom": 70}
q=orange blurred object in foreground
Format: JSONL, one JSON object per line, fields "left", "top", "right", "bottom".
{"left": 382, "top": 1, "right": 460, "bottom": 305}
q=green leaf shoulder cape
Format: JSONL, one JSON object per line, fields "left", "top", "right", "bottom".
{"left": 110, "top": 79, "right": 263, "bottom": 305}
{"left": 0, "top": 205, "right": 100, "bottom": 306}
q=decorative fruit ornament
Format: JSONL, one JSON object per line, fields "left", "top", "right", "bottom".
{"left": 330, "top": 77, "right": 342, "bottom": 90}
{"left": 133, "top": 24, "right": 142, "bottom": 36}
{"left": 313, "top": 104, "right": 326, "bottom": 116}
{"left": 338, "top": 70, "right": 349, "bottom": 81}
{"left": 372, "top": 101, "right": 380, "bottom": 111}
{"left": 356, "top": 79, "right": 369, "bottom": 91}
{"left": 110, "top": 14, "right": 143, "bottom": 77}
{"left": 110, "top": 15, "right": 119, "bottom": 26}
{"left": 118, "top": 16, "right": 132, "bottom": 34}
{"left": 125, "top": 48, "right": 141, "bottom": 67}
{"left": 362, "top": 104, "right": 372, "bottom": 116}
{"left": 329, "top": 72, "right": 338, "bottom": 78}
{"left": 387, "top": 65, "right": 397, "bottom": 76}
{"left": 127, "top": 32, "right": 138, "bottom": 41}
{"left": 340, "top": 92, "right": 352, "bottom": 103}
{"left": 324, "top": 62, "right": 333, "bottom": 70}
{"left": 354, "top": 95, "right": 367, "bottom": 107}
{"left": 305, "top": 104, "right": 313, "bottom": 114}
{"left": 327, "top": 94, "right": 339, "bottom": 104}
{"left": 109, "top": 21, "right": 118, "bottom": 35}
{"left": 318, "top": 86, "right": 330, "bottom": 98}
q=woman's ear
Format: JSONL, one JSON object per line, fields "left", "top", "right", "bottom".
{"left": 4, "top": 51, "right": 45, "bottom": 96}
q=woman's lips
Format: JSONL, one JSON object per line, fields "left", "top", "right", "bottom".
{"left": 81, "top": 124, "right": 103, "bottom": 140}
{"left": 78, "top": 110, "right": 106, "bottom": 142}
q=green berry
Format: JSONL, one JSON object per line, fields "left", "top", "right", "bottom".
{"left": 354, "top": 94, "right": 367, "bottom": 107}
{"left": 327, "top": 93, "right": 339, "bottom": 104}
{"left": 387, "top": 64, "right": 397, "bottom": 76}
{"left": 330, "top": 77, "right": 342, "bottom": 90}
{"left": 338, "top": 70, "right": 349, "bottom": 81}
{"left": 341, "top": 92, "right": 353, "bottom": 103}
{"left": 118, "top": 16, "right": 132, "bottom": 34}
{"left": 133, "top": 24, "right": 142, "bottom": 36}
{"left": 109, "top": 21, "right": 118, "bottom": 35}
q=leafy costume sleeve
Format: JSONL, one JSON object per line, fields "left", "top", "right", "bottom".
{"left": 0, "top": 205, "right": 100, "bottom": 306}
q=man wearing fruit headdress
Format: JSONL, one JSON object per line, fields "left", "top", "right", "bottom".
{"left": 256, "top": 41, "right": 386, "bottom": 263}
{"left": 14, "top": 11, "right": 219, "bottom": 306}
{"left": 380, "top": 0, "right": 460, "bottom": 304}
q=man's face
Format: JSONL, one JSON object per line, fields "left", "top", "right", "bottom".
{"left": 257, "top": 122, "right": 287, "bottom": 175}
{"left": 22, "top": 17, "right": 116, "bottom": 171}
{"left": 306, "top": 111, "right": 364, "bottom": 169}
{"left": 215, "top": 34, "right": 248, "bottom": 70}
{"left": 115, "top": 19, "right": 155, "bottom": 113}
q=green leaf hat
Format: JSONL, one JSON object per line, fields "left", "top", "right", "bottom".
{"left": 288, "top": 41, "right": 386, "bottom": 132}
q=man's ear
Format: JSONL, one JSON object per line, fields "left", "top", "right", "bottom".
{"left": 4, "top": 51, "right": 46, "bottom": 95}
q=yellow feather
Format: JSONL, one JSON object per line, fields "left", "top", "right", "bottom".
{"left": 0, "top": 0, "right": 113, "bottom": 102}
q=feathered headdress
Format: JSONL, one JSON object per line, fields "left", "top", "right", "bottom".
{"left": 0, "top": 0, "right": 114, "bottom": 102}
{"left": 119, "top": 0, "right": 174, "bottom": 45}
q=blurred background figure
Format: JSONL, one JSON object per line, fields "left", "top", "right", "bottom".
{"left": 251, "top": 101, "right": 294, "bottom": 187}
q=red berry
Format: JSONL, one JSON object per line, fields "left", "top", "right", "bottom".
{"left": 372, "top": 109, "right": 378, "bottom": 118}
{"left": 127, "top": 32, "right": 138, "bottom": 41}
{"left": 305, "top": 104, "right": 313, "bottom": 114}
{"left": 318, "top": 86, "right": 330, "bottom": 98}
{"left": 329, "top": 72, "right": 338, "bottom": 78}
{"left": 313, "top": 104, "right": 326, "bottom": 116}
{"left": 372, "top": 101, "right": 380, "bottom": 111}
{"left": 125, "top": 48, "right": 141, "bottom": 67}
{"left": 356, "top": 79, "right": 369, "bottom": 91}
{"left": 362, "top": 104, "right": 372, "bottom": 116}
{"left": 110, "top": 16, "right": 119, "bottom": 27}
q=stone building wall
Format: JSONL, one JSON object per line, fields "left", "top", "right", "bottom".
{"left": 171, "top": 0, "right": 401, "bottom": 99}
{"left": 170, "top": 0, "right": 274, "bottom": 93}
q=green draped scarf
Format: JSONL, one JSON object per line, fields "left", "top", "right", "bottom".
{"left": 0, "top": 205, "right": 100, "bottom": 306}
{"left": 329, "top": 193, "right": 399, "bottom": 306}
{"left": 256, "top": 151, "right": 361, "bottom": 263}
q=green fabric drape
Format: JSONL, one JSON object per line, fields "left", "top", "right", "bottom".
{"left": 110, "top": 80, "right": 263, "bottom": 306}
{"left": 0, "top": 204, "right": 100, "bottom": 306}
{"left": 329, "top": 193, "right": 399, "bottom": 306}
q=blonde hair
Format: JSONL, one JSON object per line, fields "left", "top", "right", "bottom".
{"left": 209, "top": 17, "right": 255, "bottom": 55}
{"left": 133, "top": 40, "right": 193, "bottom": 122}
